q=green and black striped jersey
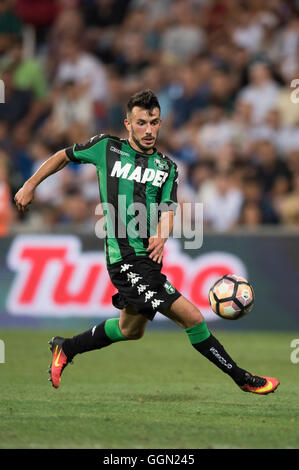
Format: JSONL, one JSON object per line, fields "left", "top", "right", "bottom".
{"left": 66, "top": 134, "right": 178, "bottom": 266}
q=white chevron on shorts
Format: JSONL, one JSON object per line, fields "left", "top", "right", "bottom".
{"left": 151, "top": 299, "right": 164, "bottom": 309}
{"left": 137, "top": 284, "right": 149, "bottom": 295}
{"left": 127, "top": 271, "right": 139, "bottom": 280}
{"left": 144, "top": 290, "right": 157, "bottom": 302}
{"left": 120, "top": 263, "right": 133, "bottom": 273}
{"left": 131, "top": 276, "right": 142, "bottom": 286}
{"left": 127, "top": 271, "right": 142, "bottom": 286}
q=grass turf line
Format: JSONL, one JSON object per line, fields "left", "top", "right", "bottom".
{"left": 0, "top": 329, "right": 298, "bottom": 449}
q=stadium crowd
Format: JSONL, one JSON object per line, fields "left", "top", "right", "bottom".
{"left": 1, "top": 0, "right": 299, "bottom": 235}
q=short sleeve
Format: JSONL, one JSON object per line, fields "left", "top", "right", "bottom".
{"left": 65, "top": 134, "right": 108, "bottom": 165}
{"left": 160, "top": 162, "right": 178, "bottom": 212}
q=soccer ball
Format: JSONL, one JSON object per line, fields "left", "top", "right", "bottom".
{"left": 209, "top": 274, "right": 254, "bottom": 320}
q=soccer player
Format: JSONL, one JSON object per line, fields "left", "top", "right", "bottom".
{"left": 14, "top": 90, "right": 279, "bottom": 394}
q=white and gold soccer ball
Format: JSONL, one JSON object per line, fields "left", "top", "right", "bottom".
{"left": 209, "top": 274, "right": 254, "bottom": 320}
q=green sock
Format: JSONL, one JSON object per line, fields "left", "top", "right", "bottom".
{"left": 184, "top": 320, "right": 211, "bottom": 345}
{"left": 104, "top": 318, "right": 128, "bottom": 342}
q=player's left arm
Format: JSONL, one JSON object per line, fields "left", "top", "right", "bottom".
{"left": 147, "top": 162, "right": 178, "bottom": 263}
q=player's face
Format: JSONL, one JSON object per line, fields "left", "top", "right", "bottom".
{"left": 125, "top": 107, "right": 162, "bottom": 154}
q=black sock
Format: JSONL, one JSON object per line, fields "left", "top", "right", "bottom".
{"left": 62, "top": 321, "right": 113, "bottom": 360}
{"left": 193, "top": 334, "right": 248, "bottom": 386}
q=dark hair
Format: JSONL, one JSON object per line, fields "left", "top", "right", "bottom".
{"left": 126, "top": 89, "right": 160, "bottom": 115}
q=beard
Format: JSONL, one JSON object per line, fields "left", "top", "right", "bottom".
{"left": 131, "top": 130, "right": 157, "bottom": 153}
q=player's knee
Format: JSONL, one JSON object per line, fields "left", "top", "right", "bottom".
{"left": 186, "top": 309, "right": 205, "bottom": 328}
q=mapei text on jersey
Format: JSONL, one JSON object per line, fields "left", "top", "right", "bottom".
{"left": 110, "top": 160, "right": 169, "bottom": 187}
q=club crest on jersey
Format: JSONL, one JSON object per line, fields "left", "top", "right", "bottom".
{"left": 110, "top": 161, "right": 168, "bottom": 187}
{"left": 164, "top": 281, "right": 176, "bottom": 294}
{"left": 154, "top": 158, "right": 169, "bottom": 171}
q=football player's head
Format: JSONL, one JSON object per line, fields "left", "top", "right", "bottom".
{"left": 125, "top": 89, "right": 162, "bottom": 154}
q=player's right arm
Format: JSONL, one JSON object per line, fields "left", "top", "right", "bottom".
{"left": 15, "top": 134, "right": 107, "bottom": 212}
{"left": 14, "top": 148, "right": 71, "bottom": 212}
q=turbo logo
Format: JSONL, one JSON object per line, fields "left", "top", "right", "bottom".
{"left": 6, "top": 236, "right": 248, "bottom": 319}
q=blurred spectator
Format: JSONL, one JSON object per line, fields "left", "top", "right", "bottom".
{"left": 208, "top": 69, "right": 237, "bottom": 112}
{"left": 1, "top": 36, "right": 48, "bottom": 100}
{"left": 273, "top": 15, "right": 299, "bottom": 81}
{"left": 43, "top": 80, "right": 96, "bottom": 141}
{"left": 198, "top": 169, "right": 244, "bottom": 232}
{"left": 141, "top": 65, "right": 174, "bottom": 120}
{"left": 48, "top": 5, "right": 84, "bottom": 47}
{"left": 55, "top": 39, "right": 108, "bottom": 103}
{"left": 0, "top": 0, "right": 23, "bottom": 55}
{"left": 114, "top": 32, "right": 151, "bottom": 81}
{"left": 253, "top": 139, "right": 291, "bottom": 193}
{"left": 270, "top": 173, "right": 291, "bottom": 215}
{"left": 0, "top": 67, "right": 34, "bottom": 128}
{"left": 195, "top": 106, "right": 237, "bottom": 156}
{"left": 82, "top": 0, "right": 131, "bottom": 29}
{"left": 237, "top": 61, "right": 280, "bottom": 125}
{"left": 172, "top": 64, "right": 210, "bottom": 128}
{"left": 240, "top": 176, "right": 280, "bottom": 224}
{"left": 278, "top": 171, "right": 299, "bottom": 225}
{"left": 238, "top": 201, "right": 264, "bottom": 228}
{"left": 160, "top": 0, "right": 205, "bottom": 63}
{"left": 84, "top": 0, "right": 132, "bottom": 65}
{"left": 229, "top": 100, "right": 254, "bottom": 154}
{"left": 189, "top": 160, "right": 215, "bottom": 193}
{"left": 232, "top": 5, "right": 265, "bottom": 53}
{"left": 104, "top": 70, "right": 126, "bottom": 131}
{"left": 248, "top": 108, "right": 280, "bottom": 145}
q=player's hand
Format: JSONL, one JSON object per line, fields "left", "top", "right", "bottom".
{"left": 14, "top": 184, "right": 35, "bottom": 213}
{"left": 146, "top": 236, "right": 167, "bottom": 263}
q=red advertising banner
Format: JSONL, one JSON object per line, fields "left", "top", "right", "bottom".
{"left": 6, "top": 235, "right": 248, "bottom": 320}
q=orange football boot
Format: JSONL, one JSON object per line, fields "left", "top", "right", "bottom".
{"left": 240, "top": 372, "right": 280, "bottom": 395}
{"left": 48, "top": 337, "right": 70, "bottom": 389}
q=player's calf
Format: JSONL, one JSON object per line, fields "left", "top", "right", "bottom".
{"left": 119, "top": 328, "right": 145, "bottom": 340}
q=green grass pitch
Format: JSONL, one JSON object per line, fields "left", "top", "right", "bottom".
{"left": 0, "top": 328, "right": 298, "bottom": 449}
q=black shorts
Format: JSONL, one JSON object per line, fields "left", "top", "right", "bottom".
{"left": 107, "top": 257, "right": 182, "bottom": 321}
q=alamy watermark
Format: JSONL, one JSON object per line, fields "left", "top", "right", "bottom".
{"left": 0, "top": 339, "right": 5, "bottom": 363}
{"left": 94, "top": 199, "right": 204, "bottom": 249}
{"left": 290, "top": 339, "right": 299, "bottom": 364}
{"left": 0, "top": 79, "right": 4, "bottom": 103}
